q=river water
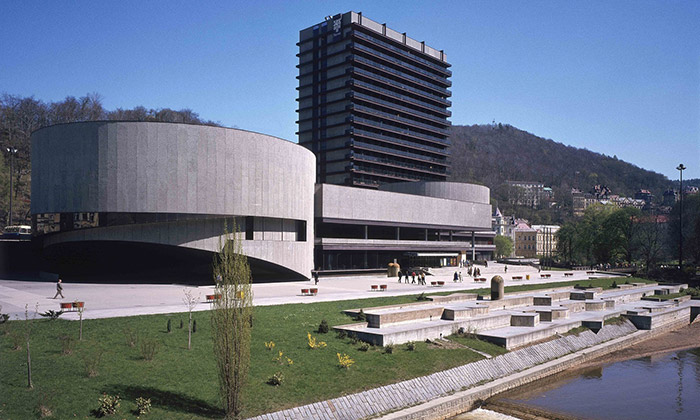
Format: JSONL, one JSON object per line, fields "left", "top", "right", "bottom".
{"left": 453, "top": 347, "right": 700, "bottom": 420}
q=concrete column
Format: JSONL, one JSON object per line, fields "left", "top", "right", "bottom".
{"left": 424, "top": 228, "right": 428, "bottom": 241}
{"left": 471, "top": 231, "right": 476, "bottom": 260}
{"left": 491, "top": 276, "right": 504, "bottom": 300}
{"left": 396, "top": 227, "right": 400, "bottom": 240}
{"left": 364, "top": 225, "right": 368, "bottom": 240}
{"left": 449, "top": 230, "right": 453, "bottom": 242}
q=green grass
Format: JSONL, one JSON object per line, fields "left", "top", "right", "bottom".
{"left": 446, "top": 335, "right": 508, "bottom": 357}
{"left": 0, "top": 276, "right": 652, "bottom": 419}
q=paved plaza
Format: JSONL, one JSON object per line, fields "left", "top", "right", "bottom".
{"left": 0, "top": 263, "right": 602, "bottom": 321}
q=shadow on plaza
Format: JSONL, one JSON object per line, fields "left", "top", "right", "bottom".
{"left": 104, "top": 384, "right": 225, "bottom": 418}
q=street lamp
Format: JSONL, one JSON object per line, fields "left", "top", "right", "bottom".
{"left": 676, "top": 163, "right": 686, "bottom": 270}
{"left": 5, "top": 147, "right": 17, "bottom": 226}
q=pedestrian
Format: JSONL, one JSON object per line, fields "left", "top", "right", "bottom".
{"left": 313, "top": 269, "right": 320, "bottom": 285}
{"left": 53, "top": 278, "right": 64, "bottom": 299}
{"left": 485, "top": 261, "right": 488, "bottom": 268}
{"left": 468, "top": 267, "right": 472, "bottom": 277}
{"left": 412, "top": 271, "right": 416, "bottom": 284}
{"left": 504, "top": 265, "right": 508, "bottom": 273}
{"left": 398, "top": 271, "right": 403, "bottom": 283}
{"left": 453, "top": 271, "right": 459, "bottom": 282}
{"left": 420, "top": 272, "right": 426, "bottom": 285}
{"left": 459, "top": 272, "right": 463, "bottom": 282}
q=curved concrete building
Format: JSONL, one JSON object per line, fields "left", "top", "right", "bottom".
{"left": 31, "top": 121, "right": 315, "bottom": 281}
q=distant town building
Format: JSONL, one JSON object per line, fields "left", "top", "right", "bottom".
{"left": 514, "top": 221, "right": 537, "bottom": 258}
{"left": 634, "top": 189, "right": 653, "bottom": 204}
{"left": 505, "top": 181, "right": 553, "bottom": 208}
{"left": 663, "top": 189, "right": 678, "bottom": 206}
{"left": 572, "top": 188, "right": 646, "bottom": 217}
{"left": 532, "top": 225, "right": 559, "bottom": 258}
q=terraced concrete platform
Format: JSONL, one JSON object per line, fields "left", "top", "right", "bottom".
{"left": 334, "top": 281, "right": 699, "bottom": 349}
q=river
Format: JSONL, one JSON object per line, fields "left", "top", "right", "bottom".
{"left": 453, "top": 347, "right": 700, "bottom": 420}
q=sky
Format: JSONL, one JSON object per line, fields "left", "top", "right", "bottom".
{"left": 1, "top": 0, "right": 699, "bottom": 179}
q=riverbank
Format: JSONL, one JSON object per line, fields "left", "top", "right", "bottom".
{"left": 483, "top": 321, "right": 700, "bottom": 420}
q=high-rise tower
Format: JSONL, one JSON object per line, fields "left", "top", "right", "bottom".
{"left": 297, "top": 11, "right": 451, "bottom": 188}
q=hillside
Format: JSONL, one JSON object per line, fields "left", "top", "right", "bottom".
{"left": 448, "top": 123, "right": 672, "bottom": 202}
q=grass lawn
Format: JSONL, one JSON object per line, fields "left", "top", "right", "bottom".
{"left": 0, "top": 276, "right": 651, "bottom": 419}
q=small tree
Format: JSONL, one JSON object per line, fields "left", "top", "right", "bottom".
{"left": 494, "top": 235, "right": 514, "bottom": 258}
{"left": 183, "top": 289, "right": 200, "bottom": 350}
{"left": 77, "top": 304, "right": 85, "bottom": 341}
{"left": 210, "top": 224, "right": 253, "bottom": 420}
{"left": 24, "top": 303, "right": 38, "bottom": 389}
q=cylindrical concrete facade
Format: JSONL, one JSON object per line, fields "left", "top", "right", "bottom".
{"left": 31, "top": 121, "right": 316, "bottom": 280}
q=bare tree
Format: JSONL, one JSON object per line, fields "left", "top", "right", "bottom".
{"left": 182, "top": 289, "right": 200, "bottom": 350}
{"left": 24, "top": 303, "right": 38, "bottom": 389}
{"left": 635, "top": 217, "right": 666, "bottom": 273}
{"left": 77, "top": 304, "right": 85, "bottom": 341}
{"left": 210, "top": 225, "right": 253, "bottom": 419}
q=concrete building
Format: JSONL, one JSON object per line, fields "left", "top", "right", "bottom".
{"left": 31, "top": 121, "right": 494, "bottom": 281}
{"left": 505, "top": 181, "right": 552, "bottom": 208}
{"left": 31, "top": 121, "right": 316, "bottom": 281}
{"left": 315, "top": 182, "right": 494, "bottom": 271}
{"left": 297, "top": 11, "right": 452, "bottom": 188}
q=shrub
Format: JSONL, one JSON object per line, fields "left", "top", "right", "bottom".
{"left": 39, "top": 310, "right": 64, "bottom": 320}
{"left": 139, "top": 337, "right": 160, "bottom": 361}
{"left": 307, "top": 332, "right": 327, "bottom": 349}
{"left": 349, "top": 333, "right": 359, "bottom": 345}
{"left": 318, "top": 319, "right": 329, "bottom": 334}
{"left": 356, "top": 309, "right": 366, "bottom": 321}
{"left": 267, "top": 371, "right": 284, "bottom": 386}
{"left": 123, "top": 327, "right": 138, "bottom": 348}
{"left": 336, "top": 330, "right": 347, "bottom": 339}
{"left": 135, "top": 397, "right": 151, "bottom": 416}
{"left": 179, "top": 319, "right": 183, "bottom": 329}
{"left": 416, "top": 292, "right": 430, "bottom": 301}
{"left": 34, "top": 392, "right": 54, "bottom": 418}
{"left": 59, "top": 335, "right": 75, "bottom": 355}
{"left": 358, "top": 342, "right": 370, "bottom": 351}
{"left": 406, "top": 342, "right": 416, "bottom": 351}
{"left": 81, "top": 347, "right": 104, "bottom": 377}
{"left": 264, "top": 341, "right": 275, "bottom": 351}
{"left": 167, "top": 319, "right": 172, "bottom": 333}
{"left": 97, "top": 393, "right": 120, "bottom": 417}
{"left": 192, "top": 319, "right": 197, "bottom": 333}
{"left": 384, "top": 344, "right": 394, "bottom": 354}
{"left": 337, "top": 353, "right": 355, "bottom": 369}
{"left": 0, "top": 305, "right": 9, "bottom": 324}
{"left": 611, "top": 281, "right": 617, "bottom": 288}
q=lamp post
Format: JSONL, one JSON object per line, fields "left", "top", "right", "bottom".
{"left": 676, "top": 163, "right": 686, "bottom": 270}
{"left": 6, "top": 146, "right": 17, "bottom": 226}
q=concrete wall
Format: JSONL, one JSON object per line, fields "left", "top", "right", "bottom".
{"left": 316, "top": 183, "right": 491, "bottom": 230}
{"left": 31, "top": 121, "right": 316, "bottom": 278}
{"left": 380, "top": 181, "right": 490, "bottom": 205}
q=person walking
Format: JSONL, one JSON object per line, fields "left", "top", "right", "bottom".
{"left": 53, "top": 278, "right": 64, "bottom": 299}
{"left": 420, "top": 272, "right": 426, "bottom": 285}
{"left": 411, "top": 271, "right": 416, "bottom": 284}
{"left": 453, "top": 271, "right": 459, "bottom": 282}
{"left": 459, "top": 272, "right": 463, "bottom": 282}
{"left": 504, "top": 265, "right": 508, "bottom": 273}
{"left": 398, "top": 271, "right": 403, "bottom": 283}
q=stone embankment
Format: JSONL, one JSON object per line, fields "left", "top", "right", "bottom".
{"left": 248, "top": 320, "right": 655, "bottom": 420}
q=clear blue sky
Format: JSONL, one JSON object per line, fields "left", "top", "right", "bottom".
{"left": 2, "top": 0, "right": 698, "bottom": 179}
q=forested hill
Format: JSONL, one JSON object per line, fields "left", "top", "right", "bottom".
{"left": 448, "top": 123, "right": 671, "bottom": 199}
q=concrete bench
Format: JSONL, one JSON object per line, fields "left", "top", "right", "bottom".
{"left": 206, "top": 294, "right": 222, "bottom": 303}
{"left": 586, "top": 271, "right": 596, "bottom": 275}
{"left": 512, "top": 276, "right": 523, "bottom": 280}
{"left": 564, "top": 273, "right": 574, "bottom": 277}
{"left": 540, "top": 274, "right": 551, "bottom": 278}
{"left": 380, "top": 284, "right": 387, "bottom": 291}
{"left": 301, "top": 288, "right": 318, "bottom": 296}
{"left": 59, "top": 301, "right": 84, "bottom": 312}
{"left": 475, "top": 277, "right": 486, "bottom": 282}
{"left": 371, "top": 284, "right": 379, "bottom": 291}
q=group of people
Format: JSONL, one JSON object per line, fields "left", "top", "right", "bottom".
{"left": 398, "top": 270, "right": 426, "bottom": 285}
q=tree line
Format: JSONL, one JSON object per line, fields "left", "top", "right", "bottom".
{"left": 555, "top": 195, "right": 700, "bottom": 276}
{"left": 0, "top": 93, "right": 220, "bottom": 226}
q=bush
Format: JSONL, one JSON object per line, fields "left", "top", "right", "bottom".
{"left": 39, "top": 310, "right": 64, "bottom": 320}
{"left": 405, "top": 342, "right": 416, "bottom": 351}
{"left": 167, "top": 319, "right": 171, "bottom": 333}
{"left": 337, "top": 353, "right": 355, "bottom": 369}
{"left": 139, "top": 337, "right": 160, "bottom": 361}
{"left": 611, "top": 281, "right": 617, "bottom": 288}
{"left": 267, "top": 371, "right": 284, "bottom": 386}
{"left": 307, "top": 332, "right": 327, "bottom": 349}
{"left": 264, "top": 341, "right": 275, "bottom": 351}
{"left": 123, "top": 327, "right": 138, "bottom": 348}
{"left": 416, "top": 292, "right": 430, "bottom": 301}
{"left": 59, "top": 335, "right": 75, "bottom": 355}
{"left": 81, "top": 347, "right": 104, "bottom": 377}
{"left": 34, "top": 392, "right": 54, "bottom": 418}
{"left": 336, "top": 329, "right": 347, "bottom": 339}
{"left": 358, "top": 342, "right": 370, "bottom": 351}
{"left": 348, "top": 333, "right": 359, "bottom": 345}
{"left": 135, "top": 397, "right": 151, "bottom": 416}
{"left": 97, "top": 393, "right": 120, "bottom": 417}
{"left": 192, "top": 319, "right": 197, "bottom": 333}
{"left": 10, "top": 331, "right": 23, "bottom": 351}
{"left": 318, "top": 319, "right": 329, "bottom": 334}
{"left": 384, "top": 344, "right": 394, "bottom": 354}
{"left": 179, "top": 319, "right": 183, "bottom": 329}
{"left": 356, "top": 309, "right": 366, "bottom": 322}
